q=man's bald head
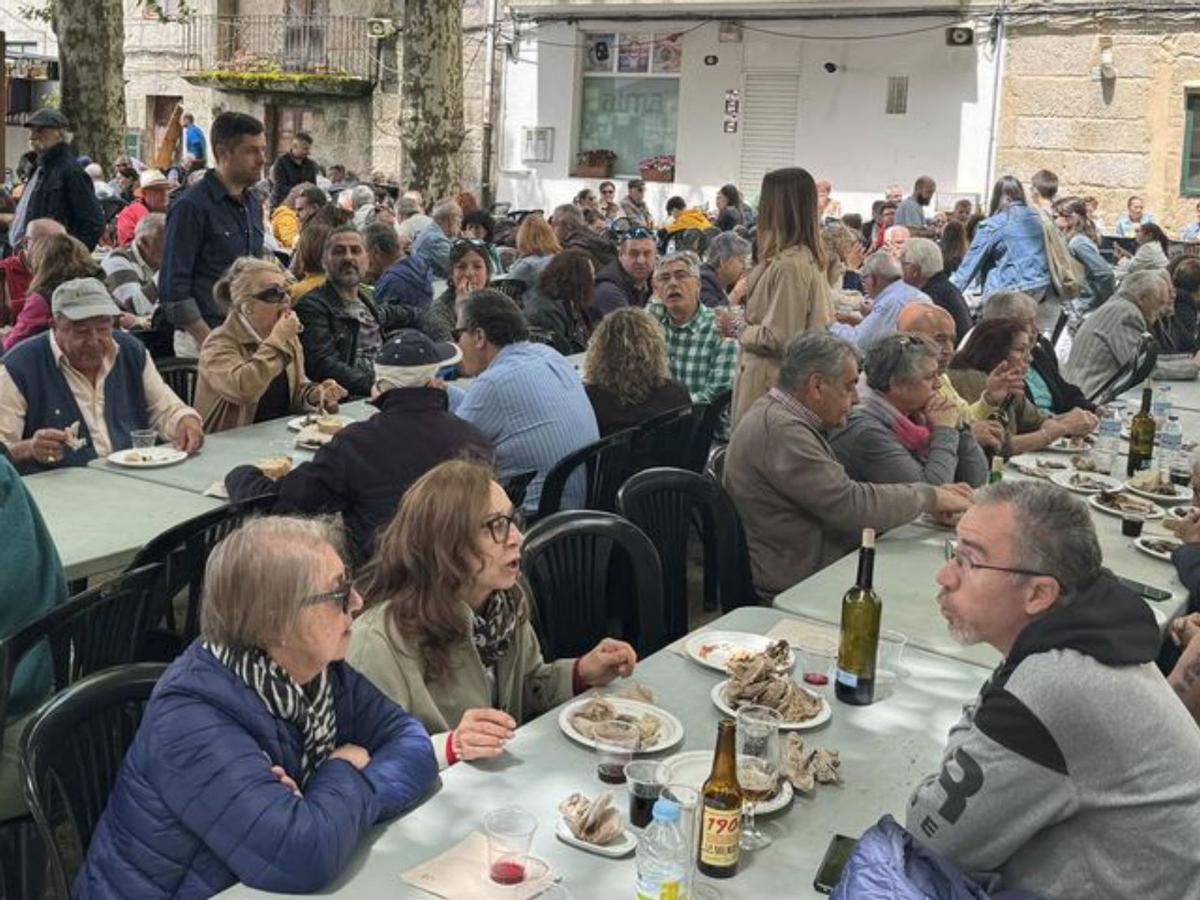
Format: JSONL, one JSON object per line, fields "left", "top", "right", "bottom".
{"left": 898, "top": 302, "right": 957, "bottom": 372}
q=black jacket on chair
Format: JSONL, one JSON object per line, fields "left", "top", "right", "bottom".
{"left": 294, "top": 282, "right": 417, "bottom": 397}
{"left": 19, "top": 143, "right": 105, "bottom": 250}
{"left": 1030, "top": 335, "right": 1095, "bottom": 414}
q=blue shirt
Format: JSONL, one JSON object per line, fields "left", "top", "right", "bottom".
{"left": 831, "top": 279, "right": 931, "bottom": 350}
{"left": 1115, "top": 212, "right": 1156, "bottom": 238}
{"left": 159, "top": 170, "right": 264, "bottom": 328}
{"left": 411, "top": 224, "right": 454, "bottom": 279}
{"left": 454, "top": 342, "right": 599, "bottom": 512}
{"left": 184, "top": 123, "right": 206, "bottom": 163}
{"left": 1182, "top": 222, "right": 1200, "bottom": 242}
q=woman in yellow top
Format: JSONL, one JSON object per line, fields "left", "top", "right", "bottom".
{"left": 731, "top": 167, "right": 833, "bottom": 426}
{"left": 287, "top": 220, "right": 331, "bottom": 303}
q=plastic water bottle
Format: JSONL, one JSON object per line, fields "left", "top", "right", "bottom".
{"left": 1160, "top": 415, "right": 1184, "bottom": 481}
{"left": 635, "top": 798, "right": 687, "bottom": 900}
{"left": 1096, "top": 406, "right": 1122, "bottom": 477}
{"left": 1152, "top": 385, "right": 1172, "bottom": 430}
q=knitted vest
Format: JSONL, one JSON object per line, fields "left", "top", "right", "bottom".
{"left": 5, "top": 330, "right": 149, "bottom": 474}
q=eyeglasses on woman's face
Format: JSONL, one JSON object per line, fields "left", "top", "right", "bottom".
{"left": 303, "top": 576, "right": 356, "bottom": 615}
{"left": 482, "top": 510, "right": 524, "bottom": 544}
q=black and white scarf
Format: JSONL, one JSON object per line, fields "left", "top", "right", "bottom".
{"left": 205, "top": 641, "right": 337, "bottom": 786}
{"left": 471, "top": 591, "right": 520, "bottom": 668}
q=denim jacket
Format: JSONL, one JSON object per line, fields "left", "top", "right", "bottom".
{"left": 950, "top": 204, "right": 1050, "bottom": 296}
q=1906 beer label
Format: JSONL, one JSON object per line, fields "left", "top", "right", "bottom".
{"left": 699, "top": 805, "right": 741, "bottom": 866}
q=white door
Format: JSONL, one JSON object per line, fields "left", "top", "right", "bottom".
{"left": 739, "top": 69, "right": 801, "bottom": 194}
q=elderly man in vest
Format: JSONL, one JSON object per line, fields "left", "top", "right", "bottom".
{"left": 0, "top": 277, "right": 203, "bottom": 474}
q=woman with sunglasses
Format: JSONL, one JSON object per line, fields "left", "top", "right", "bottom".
{"left": 350, "top": 459, "right": 638, "bottom": 769}
{"left": 77, "top": 516, "right": 438, "bottom": 899}
{"left": 419, "top": 238, "right": 493, "bottom": 342}
{"left": 195, "top": 257, "right": 347, "bottom": 433}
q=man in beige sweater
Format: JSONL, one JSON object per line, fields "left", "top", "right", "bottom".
{"left": 725, "top": 330, "right": 974, "bottom": 599}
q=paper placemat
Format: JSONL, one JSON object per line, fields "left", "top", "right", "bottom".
{"left": 401, "top": 831, "right": 558, "bottom": 900}
{"left": 766, "top": 618, "right": 838, "bottom": 650}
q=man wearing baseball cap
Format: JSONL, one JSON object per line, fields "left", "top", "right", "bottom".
{"left": 9, "top": 108, "right": 105, "bottom": 250}
{"left": 226, "top": 329, "right": 492, "bottom": 561}
{"left": 0, "top": 277, "right": 204, "bottom": 473}
{"left": 116, "top": 168, "right": 172, "bottom": 246}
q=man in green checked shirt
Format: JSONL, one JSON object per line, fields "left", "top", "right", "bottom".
{"left": 647, "top": 252, "right": 739, "bottom": 404}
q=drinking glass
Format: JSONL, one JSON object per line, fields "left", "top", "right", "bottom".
{"left": 797, "top": 635, "right": 838, "bottom": 690}
{"left": 593, "top": 719, "right": 639, "bottom": 784}
{"left": 624, "top": 760, "right": 663, "bottom": 829}
{"left": 481, "top": 806, "right": 538, "bottom": 885}
{"left": 660, "top": 782, "right": 722, "bottom": 900}
{"left": 735, "top": 704, "right": 782, "bottom": 851}
{"left": 130, "top": 428, "right": 157, "bottom": 449}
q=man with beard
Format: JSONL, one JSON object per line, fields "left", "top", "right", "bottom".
{"left": 294, "top": 227, "right": 418, "bottom": 397}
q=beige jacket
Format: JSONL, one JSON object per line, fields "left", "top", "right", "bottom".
{"left": 732, "top": 245, "right": 833, "bottom": 426}
{"left": 348, "top": 599, "right": 575, "bottom": 768}
{"left": 194, "top": 311, "right": 311, "bottom": 433}
{"left": 724, "top": 392, "right": 935, "bottom": 599}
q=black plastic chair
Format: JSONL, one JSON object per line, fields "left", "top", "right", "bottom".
{"left": 685, "top": 388, "right": 732, "bottom": 473}
{"left": 155, "top": 357, "right": 199, "bottom": 406}
{"left": 706, "top": 445, "right": 727, "bottom": 483}
{"left": 617, "top": 468, "right": 757, "bottom": 642}
{"left": 21, "top": 663, "right": 166, "bottom": 899}
{"left": 490, "top": 276, "right": 528, "bottom": 306}
{"left": 128, "top": 494, "right": 277, "bottom": 652}
{"left": 630, "top": 405, "right": 696, "bottom": 472}
{"left": 1088, "top": 332, "right": 1158, "bottom": 405}
{"left": 499, "top": 470, "right": 537, "bottom": 510}
{"left": 522, "top": 511, "right": 666, "bottom": 658}
{"left": 537, "top": 429, "right": 634, "bottom": 519}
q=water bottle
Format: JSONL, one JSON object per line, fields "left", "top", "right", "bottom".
{"left": 635, "top": 798, "right": 687, "bottom": 900}
{"left": 1096, "top": 406, "right": 1122, "bottom": 477}
{"left": 1152, "top": 385, "right": 1172, "bottom": 430}
{"left": 1160, "top": 415, "right": 1184, "bottom": 482}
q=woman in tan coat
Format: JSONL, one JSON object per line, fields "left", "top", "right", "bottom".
{"left": 349, "top": 459, "right": 637, "bottom": 769}
{"left": 731, "top": 167, "right": 833, "bottom": 425}
{"left": 195, "top": 257, "right": 346, "bottom": 433}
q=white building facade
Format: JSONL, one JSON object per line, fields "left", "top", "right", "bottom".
{"left": 498, "top": 1, "right": 1002, "bottom": 219}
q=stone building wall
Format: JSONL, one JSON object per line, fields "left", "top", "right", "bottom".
{"left": 997, "top": 18, "right": 1200, "bottom": 235}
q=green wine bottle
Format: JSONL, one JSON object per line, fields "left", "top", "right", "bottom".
{"left": 835, "top": 528, "right": 882, "bottom": 706}
{"left": 1126, "top": 387, "right": 1156, "bottom": 477}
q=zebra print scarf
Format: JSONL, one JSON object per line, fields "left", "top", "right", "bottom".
{"left": 204, "top": 641, "right": 337, "bottom": 786}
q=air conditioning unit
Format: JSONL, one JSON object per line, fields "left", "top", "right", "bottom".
{"left": 946, "top": 26, "right": 974, "bottom": 47}
{"left": 367, "top": 18, "right": 397, "bottom": 40}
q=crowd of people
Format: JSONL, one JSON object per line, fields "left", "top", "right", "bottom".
{"left": 3, "top": 106, "right": 1200, "bottom": 900}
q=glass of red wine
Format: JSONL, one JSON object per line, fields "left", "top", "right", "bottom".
{"left": 482, "top": 806, "right": 538, "bottom": 885}
{"left": 593, "top": 719, "right": 640, "bottom": 784}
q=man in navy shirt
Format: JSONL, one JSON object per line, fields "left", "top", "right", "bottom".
{"left": 159, "top": 112, "right": 266, "bottom": 356}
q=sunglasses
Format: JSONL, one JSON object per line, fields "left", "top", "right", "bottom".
{"left": 303, "top": 577, "right": 355, "bottom": 615}
{"left": 252, "top": 284, "right": 290, "bottom": 304}
{"left": 452, "top": 238, "right": 489, "bottom": 252}
{"left": 619, "top": 227, "right": 656, "bottom": 242}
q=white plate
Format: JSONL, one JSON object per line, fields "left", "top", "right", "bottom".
{"left": 1168, "top": 505, "right": 1198, "bottom": 519}
{"left": 659, "top": 750, "right": 794, "bottom": 816}
{"left": 1087, "top": 493, "right": 1165, "bottom": 520}
{"left": 107, "top": 447, "right": 188, "bottom": 468}
{"left": 1045, "top": 437, "right": 1094, "bottom": 454}
{"left": 1134, "top": 536, "right": 1182, "bottom": 561}
{"left": 554, "top": 818, "right": 637, "bottom": 858}
{"left": 684, "top": 632, "right": 795, "bottom": 674}
{"left": 709, "top": 680, "right": 831, "bottom": 731}
{"left": 558, "top": 697, "right": 684, "bottom": 755}
{"left": 1049, "top": 470, "right": 1123, "bottom": 495}
{"left": 1123, "top": 480, "right": 1190, "bottom": 504}
{"left": 287, "top": 414, "right": 353, "bottom": 432}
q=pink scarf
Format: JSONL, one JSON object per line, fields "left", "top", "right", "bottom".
{"left": 862, "top": 388, "right": 933, "bottom": 460}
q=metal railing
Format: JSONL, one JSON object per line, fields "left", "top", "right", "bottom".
{"left": 182, "top": 15, "right": 373, "bottom": 81}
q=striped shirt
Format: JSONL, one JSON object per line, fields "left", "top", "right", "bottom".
{"left": 647, "top": 300, "right": 738, "bottom": 403}
{"left": 455, "top": 342, "right": 599, "bottom": 512}
{"left": 101, "top": 243, "right": 159, "bottom": 317}
{"left": 767, "top": 387, "right": 825, "bottom": 432}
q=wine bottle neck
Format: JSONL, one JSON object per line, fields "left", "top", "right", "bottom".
{"left": 855, "top": 547, "right": 875, "bottom": 590}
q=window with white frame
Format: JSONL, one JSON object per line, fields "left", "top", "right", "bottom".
{"left": 577, "top": 32, "right": 681, "bottom": 175}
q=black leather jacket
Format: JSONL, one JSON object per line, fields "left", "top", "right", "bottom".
{"left": 19, "top": 142, "right": 105, "bottom": 250}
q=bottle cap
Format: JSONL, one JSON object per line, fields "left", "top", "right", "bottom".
{"left": 861, "top": 528, "right": 875, "bottom": 549}
{"left": 652, "top": 798, "right": 681, "bottom": 823}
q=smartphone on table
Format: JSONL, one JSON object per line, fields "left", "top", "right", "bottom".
{"left": 813, "top": 833, "right": 858, "bottom": 894}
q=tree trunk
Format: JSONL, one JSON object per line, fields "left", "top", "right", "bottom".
{"left": 399, "top": 0, "right": 465, "bottom": 199}
{"left": 53, "top": 0, "right": 127, "bottom": 170}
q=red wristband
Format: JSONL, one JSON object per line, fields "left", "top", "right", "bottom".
{"left": 445, "top": 730, "right": 459, "bottom": 766}
{"left": 571, "top": 658, "right": 588, "bottom": 695}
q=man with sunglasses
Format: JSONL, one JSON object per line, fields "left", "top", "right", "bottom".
{"left": 909, "top": 481, "right": 1200, "bottom": 899}
{"left": 620, "top": 178, "right": 654, "bottom": 229}
{"left": 591, "top": 227, "right": 657, "bottom": 321}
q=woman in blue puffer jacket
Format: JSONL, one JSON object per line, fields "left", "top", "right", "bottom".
{"left": 951, "top": 176, "right": 1051, "bottom": 298}
{"left": 75, "top": 516, "right": 438, "bottom": 899}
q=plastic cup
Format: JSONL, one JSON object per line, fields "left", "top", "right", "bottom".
{"left": 876, "top": 629, "right": 909, "bottom": 681}
{"left": 1122, "top": 515, "right": 1145, "bottom": 538}
{"left": 130, "top": 428, "right": 157, "bottom": 449}
{"left": 482, "top": 806, "right": 538, "bottom": 885}
{"left": 624, "top": 760, "right": 664, "bottom": 829}
{"left": 796, "top": 635, "right": 838, "bottom": 689}
{"left": 594, "top": 719, "right": 639, "bottom": 784}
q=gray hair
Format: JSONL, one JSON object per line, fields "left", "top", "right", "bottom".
{"left": 199, "top": 516, "right": 347, "bottom": 648}
{"left": 134, "top": 212, "right": 166, "bottom": 244}
{"left": 861, "top": 250, "right": 902, "bottom": 284}
{"left": 361, "top": 221, "right": 399, "bottom": 255}
{"left": 778, "top": 330, "right": 860, "bottom": 393}
{"left": 982, "top": 290, "right": 1038, "bottom": 322}
{"left": 431, "top": 200, "right": 462, "bottom": 229}
{"left": 863, "top": 333, "right": 939, "bottom": 393}
{"left": 900, "top": 238, "right": 944, "bottom": 281}
{"left": 349, "top": 184, "right": 375, "bottom": 210}
{"left": 396, "top": 196, "right": 422, "bottom": 217}
{"left": 976, "top": 481, "right": 1102, "bottom": 596}
{"left": 1117, "top": 269, "right": 1170, "bottom": 310}
{"left": 707, "top": 231, "right": 751, "bottom": 268}
{"left": 655, "top": 251, "right": 701, "bottom": 279}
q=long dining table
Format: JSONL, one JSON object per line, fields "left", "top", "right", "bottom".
{"left": 217, "top": 605, "right": 990, "bottom": 899}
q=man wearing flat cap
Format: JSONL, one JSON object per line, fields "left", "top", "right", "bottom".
{"left": 9, "top": 108, "right": 105, "bottom": 250}
{"left": 0, "top": 277, "right": 204, "bottom": 473}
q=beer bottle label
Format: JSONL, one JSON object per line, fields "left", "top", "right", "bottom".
{"left": 699, "top": 805, "right": 741, "bottom": 866}
{"left": 835, "top": 667, "right": 858, "bottom": 687}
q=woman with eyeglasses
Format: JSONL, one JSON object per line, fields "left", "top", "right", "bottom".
{"left": 195, "top": 257, "right": 347, "bottom": 433}
{"left": 419, "top": 238, "right": 493, "bottom": 342}
{"left": 77, "top": 516, "right": 438, "bottom": 899}
{"left": 350, "top": 459, "right": 638, "bottom": 769}
{"left": 948, "top": 317, "right": 1095, "bottom": 457}
{"left": 598, "top": 181, "right": 621, "bottom": 222}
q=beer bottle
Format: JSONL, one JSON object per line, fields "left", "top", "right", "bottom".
{"left": 697, "top": 719, "right": 742, "bottom": 879}
{"left": 835, "top": 528, "right": 882, "bottom": 706}
{"left": 1126, "top": 387, "right": 1156, "bottom": 477}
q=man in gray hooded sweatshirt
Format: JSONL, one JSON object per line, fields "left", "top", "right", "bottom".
{"left": 909, "top": 480, "right": 1200, "bottom": 899}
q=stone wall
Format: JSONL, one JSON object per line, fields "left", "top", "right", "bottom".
{"left": 997, "top": 20, "right": 1200, "bottom": 236}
